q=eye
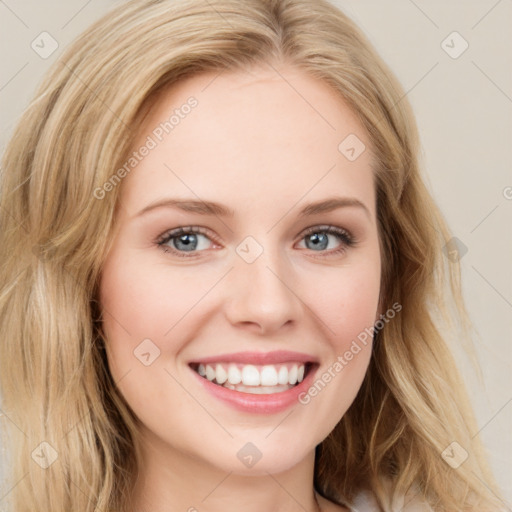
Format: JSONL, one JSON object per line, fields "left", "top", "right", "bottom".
{"left": 156, "top": 225, "right": 356, "bottom": 259}
{"left": 296, "top": 225, "right": 356, "bottom": 256}
{"left": 156, "top": 226, "right": 217, "bottom": 257}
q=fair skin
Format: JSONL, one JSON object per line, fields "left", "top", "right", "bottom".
{"left": 100, "top": 63, "right": 382, "bottom": 512}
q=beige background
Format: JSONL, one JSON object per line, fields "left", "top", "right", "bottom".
{"left": 1, "top": 0, "right": 511, "bottom": 506}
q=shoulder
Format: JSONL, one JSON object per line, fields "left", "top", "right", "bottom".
{"left": 316, "top": 492, "right": 350, "bottom": 512}
{"left": 348, "top": 487, "right": 434, "bottom": 512}
{"left": 316, "top": 485, "right": 434, "bottom": 512}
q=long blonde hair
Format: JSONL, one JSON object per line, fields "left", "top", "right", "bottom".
{"left": 0, "top": 0, "right": 505, "bottom": 510}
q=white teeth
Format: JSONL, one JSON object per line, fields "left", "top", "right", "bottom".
{"left": 260, "top": 365, "right": 278, "bottom": 386}
{"left": 241, "top": 365, "right": 260, "bottom": 386}
{"left": 288, "top": 364, "right": 298, "bottom": 385}
{"left": 215, "top": 364, "right": 228, "bottom": 384}
{"left": 205, "top": 365, "right": 216, "bottom": 381}
{"left": 278, "top": 366, "right": 289, "bottom": 385}
{"left": 227, "top": 364, "right": 242, "bottom": 385}
{"left": 194, "top": 362, "right": 308, "bottom": 388}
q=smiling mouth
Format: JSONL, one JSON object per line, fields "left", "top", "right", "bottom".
{"left": 189, "top": 361, "right": 315, "bottom": 394}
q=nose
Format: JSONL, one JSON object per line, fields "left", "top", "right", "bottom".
{"left": 223, "top": 245, "right": 303, "bottom": 335}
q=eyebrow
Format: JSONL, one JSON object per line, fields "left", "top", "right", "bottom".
{"left": 136, "top": 196, "right": 371, "bottom": 219}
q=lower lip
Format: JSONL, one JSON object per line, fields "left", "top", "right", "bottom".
{"left": 189, "top": 364, "right": 319, "bottom": 414}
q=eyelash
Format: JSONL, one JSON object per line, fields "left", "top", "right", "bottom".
{"left": 155, "top": 225, "right": 357, "bottom": 259}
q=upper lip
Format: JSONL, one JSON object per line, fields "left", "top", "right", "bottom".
{"left": 188, "top": 350, "right": 319, "bottom": 366}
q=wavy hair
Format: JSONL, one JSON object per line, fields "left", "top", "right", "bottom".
{"left": 0, "top": 0, "right": 505, "bottom": 510}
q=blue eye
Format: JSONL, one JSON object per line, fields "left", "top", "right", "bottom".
{"left": 297, "top": 225, "right": 355, "bottom": 255}
{"left": 156, "top": 225, "right": 355, "bottom": 258}
{"left": 157, "top": 227, "right": 214, "bottom": 256}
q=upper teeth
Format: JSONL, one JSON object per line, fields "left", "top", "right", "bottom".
{"left": 196, "top": 363, "right": 306, "bottom": 386}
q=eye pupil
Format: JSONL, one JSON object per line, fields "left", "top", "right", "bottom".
{"left": 306, "top": 233, "right": 328, "bottom": 251}
{"left": 174, "top": 233, "right": 197, "bottom": 251}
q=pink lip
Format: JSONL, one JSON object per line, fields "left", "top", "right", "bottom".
{"left": 189, "top": 362, "right": 319, "bottom": 414}
{"left": 188, "top": 350, "right": 318, "bottom": 366}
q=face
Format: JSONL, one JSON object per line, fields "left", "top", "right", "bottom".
{"left": 99, "top": 63, "right": 381, "bottom": 477}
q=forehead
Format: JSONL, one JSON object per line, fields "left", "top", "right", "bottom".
{"left": 119, "top": 64, "right": 376, "bottom": 220}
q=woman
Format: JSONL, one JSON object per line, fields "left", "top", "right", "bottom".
{"left": 0, "top": 0, "right": 505, "bottom": 510}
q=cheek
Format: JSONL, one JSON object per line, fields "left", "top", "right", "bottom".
{"left": 298, "top": 260, "right": 379, "bottom": 416}
{"left": 98, "top": 253, "right": 204, "bottom": 419}
{"left": 312, "top": 262, "right": 381, "bottom": 349}
{"left": 100, "top": 252, "right": 212, "bottom": 347}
